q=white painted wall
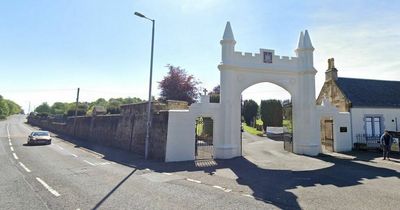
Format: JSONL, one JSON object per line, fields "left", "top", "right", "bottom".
{"left": 350, "top": 107, "right": 400, "bottom": 142}
{"left": 317, "top": 99, "right": 352, "bottom": 152}
{"left": 165, "top": 96, "right": 221, "bottom": 162}
{"left": 165, "top": 110, "right": 195, "bottom": 162}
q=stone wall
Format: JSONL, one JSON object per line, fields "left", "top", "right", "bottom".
{"left": 27, "top": 101, "right": 184, "bottom": 161}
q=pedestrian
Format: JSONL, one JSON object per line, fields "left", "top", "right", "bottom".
{"left": 380, "top": 130, "right": 393, "bottom": 160}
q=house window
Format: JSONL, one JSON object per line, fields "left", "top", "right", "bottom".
{"left": 365, "top": 117, "right": 381, "bottom": 137}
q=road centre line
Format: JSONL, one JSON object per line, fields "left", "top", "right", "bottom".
{"left": 212, "top": 185, "right": 232, "bottom": 192}
{"left": 10, "top": 146, "right": 14, "bottom": 151}
{"left": 71, "top": 154, "right": 78, "bottom": 158}
{"left": 56, "top": 145, "right": 64, "bottom": 150}
{"left": 19, "top": 162, "right": 31, "bottom": 172}
{"left": 83, "top": 160, "right": 96, "bottom": 166}
{"left": 6, "top": 124, "right": 10, "bottom": 138}
{"left": 36, "top": 177, "right": 61, "bottom": 197}
{"left": 9, "top": 142, "right": 12, "bottom": 146}
{"left": 186, "top": 178, "right": 202, "bottom": 184}
{"left": 12, "top": 153, "right": 19, "bottom": 160}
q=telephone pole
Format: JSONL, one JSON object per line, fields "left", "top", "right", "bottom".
{"left": 73, "top": 88, "right": 80, "bottom": 136}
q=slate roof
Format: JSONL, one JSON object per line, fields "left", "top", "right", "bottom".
{"left": 336, "top": 77, "right": 400, "bottom": 108}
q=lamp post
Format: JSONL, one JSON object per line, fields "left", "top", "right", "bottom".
{"left": 135, "top": 11, "right": 155, "bottom": 160}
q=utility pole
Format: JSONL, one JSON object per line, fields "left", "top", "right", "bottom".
{"left": 73, "top": 88, "right": 80, "bottom": 136}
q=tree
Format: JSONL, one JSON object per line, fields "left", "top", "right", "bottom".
{"left": 242, "top": 99, "right": 258, "bottom": 126}
{"left": 0, "top": 99, "right": 9, "bottom": 119}
{"left": 209, "top": 85, "right": 220, "bottom": 103}
{"left": 260, "top": 99, "right": 283, "bottom": 129}
{"left": 35, "top": 102, "right": 51, "bottom": 114}
{"left": 66, "top": 102, "right": 88, "bottom": 116}
{"left": 51, "top": 102, "right": 68, "bottom": 115}
{"left": 5, "top": 100, "right": 21, "bottom": 115}
{"left": 107, "top": 99, "right": 121, "bottom": 114}
{"left": 158, "top": 65, "right": 200, "bottom": 104}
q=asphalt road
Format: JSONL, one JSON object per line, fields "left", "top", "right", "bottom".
{"left": 0, "top": 115, "right": 270, "bottom": 210}
{"left": 1, "top": 115, "right": 400, "bottom": 210}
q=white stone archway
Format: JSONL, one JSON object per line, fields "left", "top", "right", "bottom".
{"left": 214, "top": 22, "right": 321, "bottom": 159}
{"left": 164, "top": 22, "right": 334, "bottom": 162}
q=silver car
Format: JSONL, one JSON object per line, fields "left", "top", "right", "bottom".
{"left": 27, "top": 131, "right": 52, "bottom": 145}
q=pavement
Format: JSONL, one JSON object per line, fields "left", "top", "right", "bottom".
{"left": 1, "top": 115, "right": 400, "bottom": 210}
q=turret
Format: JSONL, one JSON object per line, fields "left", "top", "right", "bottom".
{"left": 220, "top": 21, "right": 236, "bottom": 63}
{"left": 295, "top": 30, "right": 314, "bottom": 69}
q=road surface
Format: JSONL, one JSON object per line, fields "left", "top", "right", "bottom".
{"left": 1, "top": 115, "right": 400, "bottom": 209}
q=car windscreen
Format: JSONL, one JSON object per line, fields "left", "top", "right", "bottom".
{"left": 32, "top": 132, "right": 49, "bottom": 136}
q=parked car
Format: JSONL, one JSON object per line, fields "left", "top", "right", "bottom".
{"left": 27, "top": 131, "right": 52, "bottom": 145}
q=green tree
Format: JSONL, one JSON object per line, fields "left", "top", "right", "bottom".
{"left": 0, "top": 99, "right": 9, "bottom": 119}
{"left": 5, "top": 100, "right": 22, "bottom": 115}
{"left": 35, "top": 102, "right": 51, "bottom": 114}
{"left": 66, "top": 103, "right": 88, "bottom": 116}
{"left": 260, "top": 99, "right": 283, "bottom": 129}
{"left": 51, "top": 102, "right": 68, "bottom": 115}
{"left": 107, "top": 99, "right": 121, "bottom": 114}
{"left": 242, "top": 99, "right": 258, "bottom": 126}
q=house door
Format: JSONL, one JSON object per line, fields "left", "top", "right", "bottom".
{"left": 321, "top": 119, "right": 334, "bottom": 152}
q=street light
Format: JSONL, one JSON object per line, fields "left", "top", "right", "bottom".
{"left": 135, "top": 11, "right": 155, "bottom": 160}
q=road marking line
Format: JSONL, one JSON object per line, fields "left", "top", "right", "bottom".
{"left": 186, "top": 178, "right": 201, "bottom": 184}
{"left": 242, "top": 194, "right": 255, "bottom": 198}
{"left": 10, "top": 146, "right": 14, "bottom": 151}
{"left": 56, "top": 145, "right": 64, "bottom": 150}
{"left": 212, "top": 185, "right": 232, "bottom": 192}
{"left": 162, "top": 172, "right": 172, "bottom": 175}
{"left": 96, "top": 162, "right": 111, "bottom": 166}
{"left": 9, "top": 142, "right": 12, "bottom": 146}
{"left": 83, "top": 160, "right": 96, "bottom": 166}
{"left": 19, "top": 162, "right": 31, "bottom": 172}
{"left": 71, "top": 154, "right": 78, "bottom": 158}
{"left": 36, "top": 177, "right": 61, "bottom": 197}
{"left": 12, "top": 153, "right": 19, "bottom": 160}
{"left": 6, "top": 124, "right": 10, "bottom": 138}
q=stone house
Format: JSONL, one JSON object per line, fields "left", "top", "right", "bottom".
{"left": 317, "top": 58, "right": 400, "bottom": 148}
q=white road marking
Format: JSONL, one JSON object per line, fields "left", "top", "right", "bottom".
{"left": 12, "top": 152, "right": 19, "bottom": 160}
{"left": 96, "top": 162, "right": 112, "bottom": 166}
{"left": 56, "top": 145, "right": 64, "bottom": 150}
{"left": 6, "top": 124, "right": 10, "bottom": 138}
{"left": 83, "top": 160, "right": 96, "bottom": 166}
{"left": 9, "top": 142, "right": 12, "bottom": 146}
{"left": 242, "top": 194, "right": 255, "bottom": 198}
{"left": 162, "top": 172, "right": 172, "bottom": 175}
{"left": 10, "top": 146, "right": 14, "bottom": 151}
{"left": 186, "top": 178, "right": 202, "bottom": 184}
{"left": 36, "top": 177, "right": 61, "bottom": 197}
{"left": 71, "top": 154, "right": 78, "bottom": 158}
{"left": 19, "top": 162, "right": 31, "bottom": 172}
{"left": 212, "top": 185, "right": 232, "bottom": 192}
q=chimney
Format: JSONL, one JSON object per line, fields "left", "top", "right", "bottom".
{"left": 325, "top": 58, "right": 338, "bottom": 81}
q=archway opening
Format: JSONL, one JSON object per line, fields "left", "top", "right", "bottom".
{"left": 195, "top": 116, "right": 214, "bottom": 160}
{"left": 240, "top": 82, "right": 293, "bottom": 157}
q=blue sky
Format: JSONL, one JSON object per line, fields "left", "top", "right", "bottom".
{"left": 1, "top": 0, "right": 400, "bottom": 112}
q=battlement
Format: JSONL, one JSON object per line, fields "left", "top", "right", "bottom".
{"left": 229, "top": 49, "right": 298, "bottom": 69}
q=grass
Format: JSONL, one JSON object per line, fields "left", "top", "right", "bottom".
{"left": 243, "top": 123, "right": 263, "bottom": 136}
{"left": 283, "top": 119, "right": 292, "bottom": 133}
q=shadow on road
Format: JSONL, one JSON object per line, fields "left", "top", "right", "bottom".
{"left": 92, "top": 169, "right": 137, "bottom": 210}
{"left": 45, "top": 133, "right": 400, "bottom": 209}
